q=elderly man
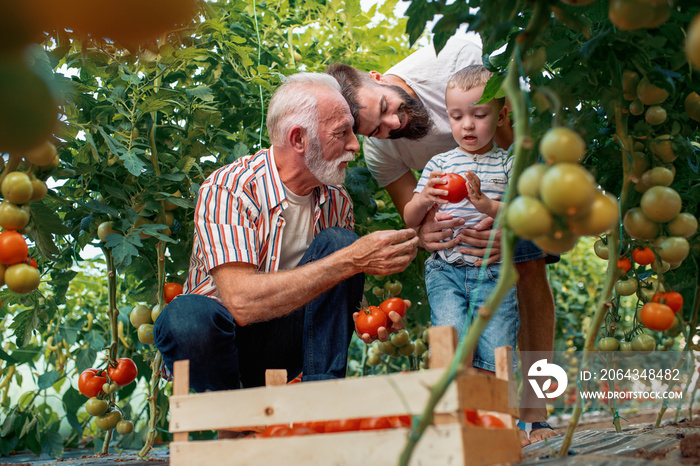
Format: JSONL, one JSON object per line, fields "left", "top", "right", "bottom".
{"left": 154, "top": 72, "right": 418, "bottom": 395}
{"left": 326, "top": 35, "right": 557, "bottom": 446}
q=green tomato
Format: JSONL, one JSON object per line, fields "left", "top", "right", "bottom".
{"left": 414, "top": 338, "right": 427, "bottom": 356}
{"left": 85, "top": 397, "right": 109, "bottom": 416}
{"left": 597, "top": 337, "right": 620, "bottom": 352}
{"left": 390, "top": 329, "right": 410, "bottom": 348}
{"left": 631, "top": 334, "right": 656, "bottom": 353}
{"left": 384, "top": 280, "right": 402, "bottom": 296}
{"left": 667, "top": 213, "right": 698, "bottom": 238}
{"left": 398, "top": 341, "right": 415, "bottom": 356}
{"left": 138, "top": 323, "right": 155, "bottom": 345}
{"left": 116, "top": 420, "right": 134, "bottom": 435}
{"left": 593, "top": 239, "right": 609, "bottom": 260}
{"left": 94, "top": 410, "right": 122, "bottom": 431}
{"left": 129, "top": 304, "right": 152, "bottom": 328}
{"left": 614, "top": 278, "right": 638, "bottom": 296}
{"left": 619, "top": 341, "right": 633, "bottom": 352}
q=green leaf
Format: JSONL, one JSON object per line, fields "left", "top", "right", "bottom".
{"left": 0, "top": 346, "right": 18, "bottom": 365}
{"left": 10, "top": 308, "right": 42, "bottom": 348}
{"left": 85, "top": 330, "right": 106, "bottom": 351}
{"left": 63, "top": 387, "right": 84, "bottom": 433}
{"left": 37, "top": 370, "right": 60, "bottom": 390}
{"left": 119, "top": 149, "right": 148, "bottom": 176}
{"left": 186, "top": 85, "right": 215, "bottom": 102}
{"left": 41, "top": 431, "right": 64, "bottom": 459}
{"left": 76, "top": 347, "right": 97, "bottom": 373}
{"left": 105, "top": 234, "right": 142, "bottom": 271}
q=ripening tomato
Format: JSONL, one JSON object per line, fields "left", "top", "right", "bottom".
{"left": 686, "top": 12, "right": 700, "bottom": 70}
{"left": 94, "top": 410, "right": 122, "bottom": 431}
{"left": 597, "top": 337, "right": 620, "bottom": 352}
{"left": 108, "top": 358, "right": 138, "bottom": 386}
{"left": 636, "top": 76, "right": 670, "bottom": 105}
{"left": 640, "top": 186, "right": 681, "bottom": 223}
{"left": 379, "top": 297, "right": 407, "bottom": 319}
{"left": 593, "top": 239, "right": 609, "bottom": 260}
{"left": 631, "top": 333, "right": 656, "bottom": 353}
{"left": 539, "top": 163, "right": 596, "bottom": 216}
{"left": 164, "top": 282, "right": 183, "bottom": 303}
{"left": 437, "top": 173, "right": 468, "bottom": 203}
{"left": 324, "top": 418, "right": 361, "bottom": 433}
{"left": 355, "top": 306, "right": 387, "bottom": 338}
{"left": 640, "top": 302, "right": 675, "bottom": 331}
{"left": 78, "top": 368, "right": 108, "bottom": 398}
{"left": 617, "top": 257, "right": 632, "bottom": 275}
{"left": 623, "top": 207, "right": 660, "bottom": 240}
{"left": 517, "top": 164, "right": 548, "bottom": 198}
{"left": 667, "top": 213, "right": 698, "bottom": 238}
{"left": 653, "top": 291, "right": 683, "bottom": 314}
{"left": 567, "top": 191, "right": 618, "bottom": 237}
{"left": 1, "top": 171, "right": 34, "bottom": 205}
{"left": 0, "top": 230, "right": 28, "bottom": 265}
{"left": 85, "top": 397, "right": 109, "bottom": 416}
{"left": 116, "top": 420, "right": 134, "bottom": 435}
{"left": 632, "top": 246, "right": 655, "bottom": 266}
{"left": 505, "top": 196, "right": 553, "bottom": 239}
{"left": 614, "top": 278, "right": 638, "bottom": 297}
{"left": 4, "top": 263, "right": 40, "bottom": 294}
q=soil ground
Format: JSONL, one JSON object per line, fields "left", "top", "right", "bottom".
{"left": 1, "top": 409, "right": 698, "bottom": 465}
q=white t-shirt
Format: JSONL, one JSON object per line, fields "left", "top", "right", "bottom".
{"left": 363, "top": 35, "right": 484, "bottom": 187}
{"left": 278, "top": 185, "right": 314, "bottom": 270}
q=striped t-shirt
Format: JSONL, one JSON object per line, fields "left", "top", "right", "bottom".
{"left": 415, "top": 146, "right": 512, "bottom": 265}
{"left": 185, "top": 148, "right": 355, "bottom": 298}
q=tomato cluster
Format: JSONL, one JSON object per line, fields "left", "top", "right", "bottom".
{"left": 505, "top": 127, "right": 618, "bottom": 254}
{"left": 355, "top": 297, "right": 407, "bottom": 339}
{"left": 0, "top": 158, "right": 51, "bottom": 295}
{"left": 78, "top": 358, "right": 137, "bottom": 434}
{"left": 129, "top": 303, "right": 159, "bottom": 345}
{"left": 367, "top": 327, "right": 429, "bottom": 369}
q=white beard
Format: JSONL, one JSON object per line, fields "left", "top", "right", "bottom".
{"left": 305, "top": 138, "right": 354, "bottom": 185}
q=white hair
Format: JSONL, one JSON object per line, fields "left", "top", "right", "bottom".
{"left": 266, "top": 72, "right": 342, "bottom": 146}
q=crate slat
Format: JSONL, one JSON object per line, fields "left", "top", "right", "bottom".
{"left": 170, "top": 424, "right": 466, "bottom": 466}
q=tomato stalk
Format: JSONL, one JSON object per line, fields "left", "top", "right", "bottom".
{"left": 137, "top": 210, "right": 168, "bottom": 459}
{"left": 100, "top": 246, "right": 120, "bottom": 454}
{"left": 559, "top": 99, "right": 634, "bottom": 455}
{"left": 399, "top": 3, "right": 551, "bottom": 463}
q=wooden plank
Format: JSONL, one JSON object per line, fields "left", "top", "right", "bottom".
{"left": 461, "top": 426, "right": 522, "bottom": 465}
{"left": 454, "top": 374, "right": 519, "bottom": 417}
{"left": 170, "top": 424, "right": 465, "bottom": 466}
{"left": 169, "top": 368, "right": 462, "bottom": 432}
{"left": 492, "top": 346, "right": 517, "bottom": 427}
{"left": 171, "top": 360, "right": 190, "bottom": 443}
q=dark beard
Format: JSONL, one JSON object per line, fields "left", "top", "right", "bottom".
{"left": 386, "top": 84, "right": 433, "bottom": 140}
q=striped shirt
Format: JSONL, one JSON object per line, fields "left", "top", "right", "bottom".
{"left": 415, "top": 146, "right": 512, "bottom": 265}
{"left": 185, "top": 148, "right": 355, "bottom": 298}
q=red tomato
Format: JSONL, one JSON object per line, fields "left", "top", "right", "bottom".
{"left": 260, "top": 424, "right": 291, "bottom": 437}
{"left": 388, "top": 415, "right": 412, "bottom": 428}
{"left": 355, "top": 306, "right": 387, "bottom": 338}
{"left": 0, "top": 231, "right": 28, "bottom": 265}
{"left": 24, "top": 256, "right": 38, "bottom": 268}
{"left": 285, "top": 425, "right": 316, "bottom": 436}
{"left": 632, "top": 247, "right": 655, "bottom": 266}
{"left": 438, "top": 173, "right": 469, "bottom": 203}
{"left": 617, "top": 257, "right": 632, "bottom": 274}
{"left": 379, "top": 297, "right": 406, "bottom": 319}
{"left": 640, "top": 302, "right": 675, "bottom": 331}
{"left": 324, "top": 418, "right": 361, "bottom": 433}
{"left": 107, "top": 358, "right": 138, "bottom": 386}
{"left": 653, "top": 291, "right": 683, "bottom": 314}
{"left": 359, "top": 417, "right": 392, "bottom": 431}
{"left": 78, "top": 368, "right": 108, "bottom": 398}
{"left": 164, "top": 282, "right": 183, "bottom": 303}
{"left": 479, "top": 414, "right": 506, "bottom": 429}
{"left": 464, "top": 409, "right": 482, "bottom": 426}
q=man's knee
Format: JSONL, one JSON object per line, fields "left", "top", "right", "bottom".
{"left": 304, "top": 227, "right": 358, "bottom": 261}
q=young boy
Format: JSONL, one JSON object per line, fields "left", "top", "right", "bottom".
{"left": 404, "top": 64, "right": 519, "bottom": 373}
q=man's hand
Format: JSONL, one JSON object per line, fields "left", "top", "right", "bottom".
{"left": 350, "top": 229, "right": 419, "bottom": 276}
{"left": 417, "top": 204, "right": 466, "bottom": 251}
{"left": 455, "top": 225, "right": 502, "bottom": 266}
{"left": 353, "top": 300, "right": 410, "bottom": 343}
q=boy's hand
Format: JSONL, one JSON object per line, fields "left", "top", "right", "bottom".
{"left": 465, "top": 170, "right": 497, "bottom": 217}
{"left": 417, "top": 172, "right": 449, "bottom": 207}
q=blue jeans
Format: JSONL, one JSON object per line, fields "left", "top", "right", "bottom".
{"left": 425, "top": 257, "right": 519, "bottom": 371}
{"left": 514, "top": 239, "right": 559, "bottom": 264}
{"left": 154, "top": 227, "right": 364, "bottom": 391}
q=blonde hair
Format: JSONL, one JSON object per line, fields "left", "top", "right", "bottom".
{"left": 447, "top": 65, "right": 504, "bottom": 106}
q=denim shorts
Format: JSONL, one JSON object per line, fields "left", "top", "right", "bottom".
{"left": 425, "top": 257, "right": 519, "bottom": 372}
{"left": 514, "top": 239, "right": 560, "bottom": 264}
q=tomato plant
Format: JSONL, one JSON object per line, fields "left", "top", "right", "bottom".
{"left": 78, "top": 369, "right": 108, "bottom": 398}
{"left": 164, "top": 282, "right": 183, "bottom": 303}
{"left": 379, "top": 297, "right": 407, "bottom": 318}
{"left": 652, "top": 292, "right": 683, "bottom": 314}
{"left": 632, "top": 247, "right": 655, "bottom": 266}
{"left": 437, "top": 173, "right": 468, "bottom": 203}
{"left": 108, "top": 358, "right": 138, "bottom": 386}
{"left": 640, "top": 302, "right": 675, "bottom": 332}
{"left": 0, "top": 230, "right": 28, "bottom": 265}
{"left": 355, "top": 306, "right": 387, "bottom": 338}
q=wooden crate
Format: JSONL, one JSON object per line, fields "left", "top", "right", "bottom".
{"left": 167, "top": 326, "right": 522, "bottom": 465}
